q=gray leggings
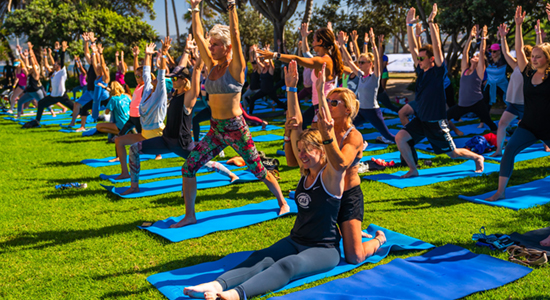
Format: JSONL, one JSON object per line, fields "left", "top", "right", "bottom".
{"left": 500, "top": 127, "right": 550, "bottom": 178}
{"left": 17, "top": 90, "right": 45, "bottom": 114}
{"left": 216, "top": 236, "right": 340, "bottom": 299}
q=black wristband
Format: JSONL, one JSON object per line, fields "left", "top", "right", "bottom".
{"left": 322, "top": 138, "right": 334, "bottom": 145}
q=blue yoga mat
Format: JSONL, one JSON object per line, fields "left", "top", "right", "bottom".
{"left": 380, "top": 107, "right": 399, "bottom": 115}
{"left": 415, "top": 137, "right": 469, "bottom": 152}
{"left": 99, "top": 161, "right": 241, "bottom": 183}
{"left": 453, "top": 122, "right": 497, "bottom": 136}
{"left": 356, "top": 118, "right": 402, "bottom": 130}
{"left": 82, "top": 152, "right": 181, "bottom": 168}
{"left": 59, "top": 127, "right": 97, "bottom": 134}
{"left": 19, "top": 118, "right": 72, "bottom": 126}
{"left": 139, "top": 199, "right": 298, "bottom": 242}
{"left": 147, "top": 224, "right": 434, "bottom": 300}
{"left": 59, "top": 123, "right": 94, "bottom": 129}
{"left": 199, "top": 124, "right": 282, "bottom": 132}
{"left": 102, "top": 170, "right": 258, "bottom": 198}
{"left": 253, "top": 134, "right": 284, "bottom": 142}
{"left": 362, "top": 129, "right": 400, "bottom": 141}
{"left": 364, "top": 143, "right": 389, "bottom": 152}
{"left": 364, "top": 160, "right": 500, "bottom": 189}
{"left": 360, "top": 151, "right": 434, "bottom": 164}
{"left": 483, "top": 143, "right": 550, "bottom": 163}
{"left": 459, "top": 175, "right": 550, "bottom": 210}
{"left": 272, "top": 244, "right": 531, "bottom": 300}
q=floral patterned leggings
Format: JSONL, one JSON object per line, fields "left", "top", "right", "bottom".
{"left": 182, "top": 115, "right": 267, "bottom": 179}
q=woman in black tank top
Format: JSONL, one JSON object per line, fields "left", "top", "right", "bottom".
{"left": 16, "top": 42, "right": 45, "bottom": 119}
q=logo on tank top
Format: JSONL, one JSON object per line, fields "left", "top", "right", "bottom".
{"left": 347, "top": 81, "right": 357, "bottom": 91}
{"left": 296, "top": 192, "right": 311, "bottom": 209}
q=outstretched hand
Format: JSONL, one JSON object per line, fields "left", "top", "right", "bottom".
{"left": 350, "top": 30, "right": 358, "bottom": 41}
{"left": 535, "top": 19, "right": 541, "bottom": 34}
{"left": 145, "top": 42, "right": 157, "bottom": 55}
{"left": 317, "top": 106, "right": 334, "bottom": 140}
{"left": 97, "top": 43, "right": 104, "bottom": 54}
{"left": 300, "top": 22, "right": 312, "bottom": 38}
{"left": 470, "top": 25, "right": 477, "bottom": 38}
{"left": 369, "top": 28, "right": 376, "bottom": 44}
{"left": 327, "top": 21, "right": 332, "bottom": 32}
{"left": 256, "top": 49, "right": 274, "bottom": 60}
{"left": 54, "top": 41, "right": 60, "bottom": 50}
{"left": 498, "top": 23, "right": 509, "bottom": 38}
{"left": 285, "top": 116, "right": 299, "bottom": 132}
{"left": 406, "top": 7, "right": 419, "bottom": 24}
{"left": 161, "top": 36, "right": 172, "bottom": 54}
{"left": 416, "top": 23, "right": 426, "bottom": 36}
{"left": 315, "top": 63, "right": 327, "bottom": 94}
{"left": 482, "top": 25, "right": 488, "bottom": 38}
{"left": 190, "top": 0, "right": 202, "bottom": 8}
{"left": 132, "top": 45, "right": 140, "bottom": 57}
{"left": 428, "top": 3, "right": 438, "bottom": 22}
{"left": 61, "top": 41, "right": 68, "bottom": 52}
{"left": 515, "top": 6, "right": 526, "bottom": 25}
{"left": 284, "top": 60, "right": 299, "bottom": 88}
{"left": 186, "top": 34, "right": 196, "bottom": 50}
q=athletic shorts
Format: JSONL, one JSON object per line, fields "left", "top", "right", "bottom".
{"left": 142, "top": 126, "right": 164, "bottom": 139}
{"left": 505, "top": 102, "right": 524, "bottom": 119}
{"left": 407, "top": 100, "right": 418, "bottom": 113}
{"left": 381, "top": 72, "right": 389, "bottom": 79}
{"left": 404, "top": 117, "right": 456, "bottom": 154}
{"left": 76, "top": 90, "right": 93, "bottom": 106}
{"left": 337, "top": 185, "right": 364, "bottom": 224}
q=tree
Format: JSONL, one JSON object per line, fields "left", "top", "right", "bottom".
{"left": 301, "top": 0, "right": 313, "bottom": 24}
{"left": 248, "top": 0, "right": 300, "bottom": 53}
{"left": 3, "top": 0, "right": 157, "bottom": 59}
{"left": 203, "top": 0, "right": 248, "bottom": 14}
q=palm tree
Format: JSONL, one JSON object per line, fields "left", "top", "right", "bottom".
{"left": 171, "top": 0, "right": 180, "bottom": 39}
{"left": 164, "top": 0, "right": 170, "bottom": 37}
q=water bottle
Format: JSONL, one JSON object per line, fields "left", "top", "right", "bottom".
{"left": 55, "top": 182, "right": 88, "bottom": 190}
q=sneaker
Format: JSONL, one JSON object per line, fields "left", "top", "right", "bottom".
{"left": 22, "top": 119, "right": 40, "bottom": 129}
{"left": 376, "top": 136, "right": 395, "bottom": 144}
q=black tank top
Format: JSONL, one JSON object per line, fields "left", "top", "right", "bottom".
{"left": 164, "top": 92, "right": 192, "bottom": 148}
{"left": 290, "top": 168, "right": 341, "bottom": 248}
{"left": 260, "top": 71, "right": 274, "bottom": 91}
{"left": 25, "top": 75, "right": 40, "bottom": 92}
{"left": 250, "top": 71, "right": 261, "bottom": 90}
{"left": 86, "top": 64, "right": 97, "bottom": 91}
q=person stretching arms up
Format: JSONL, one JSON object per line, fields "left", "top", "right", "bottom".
{"left": 172, "top": 0, "right": 289, "bottom": 228}
{"left": 396, "top": 4, "right": 484, "bottom": 178}
{"left": 485, "top": 6, "right": 550, "bottom": 201}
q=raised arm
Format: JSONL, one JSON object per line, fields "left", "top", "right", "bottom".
{"left": 89, "top": 43, "right": 102, "bottom": 77}
{"left": 76, "top": 57, "right": 87, "bottom": 75}
{"left": 514, "top": 6, "right": 528, "bottom": 72}
{"left": 406, "top": 8, "right": 420, "bottom": 66}
{"left": 227, "top": 1, "right": 245, "bottom": 83}
{"left": 82, "top": 33, "right": 92, "bottom": 65}
{"left": 115, "top": 50, "right": 120, "bottom": 70}
{"left": 257, "top": 49, "right": 330, "bottom": 74}
{"left": 97, "top": 44, "right": 110, "bottom": 83}
{"left": 27, "top": 43, "right": 40, "bottom": 79}
{"left": 284, "top": 60, "right": 303, "bottom": 167}
{"left": 535, "top": 19, "right": 542, "bottom": 46}
{"left": 477, "top": 25, "right": 487, "bottom": 79}
{"left": 350, "top": 30, "right": 360, "bottom": 59}
{"left": 44, "top": 49, "right": 53, "bottom": 73}
{"left": 300, "top": 23, "right": 312, "bottom": 56}
{"left": 370, "top": 28, "right": 380, "bottom": 78}
{"left": 461, "top": 26, "right": 475, "bottom": 73}
{"left": 190, "top": 0, "right": 214, "bottom": 70}
{"left": 184, "top": 51, "right": 205, "bottom": 114}
{"left": 47, "top": 48, "right": 55, "bottom": 69}
{"left": 427, "top": 4, "right": 443, "bottom": 67}
{"left": 338, "top": 32, "right": 361, "bottom": 76}
{"left": 498, "top": 24, "right": 517, "bottom": 68}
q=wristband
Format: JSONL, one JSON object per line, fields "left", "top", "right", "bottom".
{"left": 188, "top": 7, "right": 200, "bottom": 12}
{"left": 283, "top": 136, "right": 291, "bottom": 142}
{"left": 364, "top": 42, "right": 368, "bottom": 45}
{"left": 162, "top": 55, "right": 167, "bottom": 58}
{"left": 286, "top": 86, "right": 298, "bottom": 93}
{"left": 407, "top": 23, "right": 415, "bottom": 27}
{"left": 345, "top": 43, "right": 348, "bottom": 48}
{"left": 536, "top": 31, "right": 541, "bottom": 34}
{"left": 481, "top": 37, "right": 488, "bottom": 40}
{"left": 322, "top": 138, "right": 334, "bottom": 145}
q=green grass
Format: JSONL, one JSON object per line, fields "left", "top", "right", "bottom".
{"left": 0, "top": 110, "right": 549, "bottom": 299}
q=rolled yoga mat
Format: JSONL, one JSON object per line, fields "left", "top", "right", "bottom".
{"left": 271, "top": 244, "right": 532, "bottom": 300}
{"left": 146, "top": 224, "right": 434, "bottom": 300}
{"left": 364, "top": 160, "right": 500, "bottom": 189}
{"left": 102, "top": 170, "right": 259, "bottom": 198}
{"left": 139, "top": 198, "right": 298, "bottom": 242}
{"left": 458, "top": 175, "right": 550, "bottom": 210}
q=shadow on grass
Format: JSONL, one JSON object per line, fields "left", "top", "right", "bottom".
{"left": 43, "top": 186, "right": 116, "bottom": 199}
{"left": 44, "top": 175, "right": 105, "bottom": 185}
{"left": 42, "top": 160, "right": 84, "bottom": 167}
{"left": 0, "top": 221, "right": 157, "bottom": 254}
{"left": 100, "top": 287, "right": 155, "bottom": 299}
{"left": 55, "top": 137, "right": 106, "bottom": 144}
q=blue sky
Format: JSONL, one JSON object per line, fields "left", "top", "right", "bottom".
{"left": 145, "top": 0, "right": 325, "bottom": 37}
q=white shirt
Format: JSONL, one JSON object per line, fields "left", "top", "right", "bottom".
{"left": 50, "top": 67, "right": 67, "bottom": 97}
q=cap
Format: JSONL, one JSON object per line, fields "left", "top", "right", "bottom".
{"left": 167, "top": 66, "right": 191, "bottom": 81}
{"left": 490, "top": 44, "right": 500, "bottom": 51}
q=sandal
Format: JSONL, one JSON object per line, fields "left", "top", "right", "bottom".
{"left": 507, "top": 245, "right": 548, "bottom": 267}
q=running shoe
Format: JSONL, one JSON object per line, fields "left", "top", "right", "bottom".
{"left": 376, "top": 136, "right": 395, "bottom": 144}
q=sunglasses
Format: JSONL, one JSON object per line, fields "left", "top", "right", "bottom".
{"left": 417, "top": 56, "right": 428, "bottom": 61}
{"left": 329, "top": 99, "right": 342, "bottom": 107}
{"left": 358, "top": 61, "right": 370, "bottom": 65}
{"left": 490, "top": 50, "right": 500, "bottom": 53}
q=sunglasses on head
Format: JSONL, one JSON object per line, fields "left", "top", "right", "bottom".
{"left": 329, "top": 99, "right": 342, "bottom": 107}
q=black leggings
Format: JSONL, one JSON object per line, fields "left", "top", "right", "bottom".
{"left": 80, "top": 97, "right": 110, "bottom": 116}
{"left": 445, "top": 84, "right": 456, "bottom": 108}
{"left": 302, "top": 104, "right": 318, "bottom": 129}
{"left": 118, "top": 116, "right": 142, "bottom": 135}
{"left": 36, "top": 93, "right": 74, "bottom": 122}
{"left": 192, "top": 106, "right": 211, "bottom": 142}
{"left": 215, "top": 236, "right": 340, "bottom": 299}
{"left": 447, "top": 100, "right": 497, "bottom": 131}
{"left": 248, "top": 88, "right": 286, "bottom": 114}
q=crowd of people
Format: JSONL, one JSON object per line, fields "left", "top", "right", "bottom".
{"left": 1, "top": 1, "right": 550, "bottom": 299}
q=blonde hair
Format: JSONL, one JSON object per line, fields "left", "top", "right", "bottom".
{"left": 327, "top": 87, "right": 360, "bottom": 126}
{"left": 530, "top": 43, "right": 550, "bottom": 81}
{"left": 14, "top": 59, "right": 26, "bottom": 69}
{"left": 297, "top": 129, "right": 326, "bottom": 177}
{"left": 110, "top": 81, "right": 125, "bottom": 97}
{"left": 359, "top": 52, "right": 375, "bottom": 63}
{"left": 209, "top": 24, "right": 231, "bottom": 48}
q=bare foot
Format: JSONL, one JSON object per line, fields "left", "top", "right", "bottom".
{"left": 477, "top": 123, "right": 485, "bottom": 128}
{"left": 51, "top": 111, "right": 56, "bottom": 117}
{"left": 489, "top": 150, "right": 503, "bottom": 157}
{"left": 484, "top": 191, "right": 505, "bottom": 202}
{"left": 215, "top": 289, "right": 240, "bottom": 300}
{"left": 454, "top": 129, "right": 464, "bottom": 136}
{"left": 114, "top": 173, "right": 130, "bottom": 180}
{"left": 279, "top": 203, "right": 291, "bottom": 215}
{"left": 75, "top": 127, "right": 87, "bottom": 132}
{"left": 474, "top": 155, "right": 485, "bottom": 173}
{"left": 155, "top": 154, "right": 162, "bottom": 160}
{"left": 400, "top": 169, "right": 419, "bottom": 178}
{"left": 170, "top": 216, "right": 197, "bottom": 228}
{"left": 6, "top": 109, "right": 13, "bottom": 114}
{"left": 363, "top": 141, "right": 369, "bottom": 151}
{"left": 184, "top": 281, "right": 223, "bottom": 299}
{"left": 229, "top": 173, "right": 240, "bottom": 183}
{"left": 61, "top": 109, "right": 68, "bottom": 113}
{"left": 544, "top": 144, "right": 550, "bottom": 152}
{"left": 540, "top": 235, "right": 550, "bottom": 247}
{"left": 67, "top": 122, "right": 75, "bottom": 127}
{"left": 108, "top": 157, "right": 120, "bottom": 163}
{"left": 375, "top": 230, "right": 387, "bottom": 246}
{"left": 120, "top": 186, "right": 140, "bottom": 195}
{"left": 362, "top": 231, "right": 373, "bottom": 238}
{"left": 262, "top": 121, "right": 268, "bottom": 130}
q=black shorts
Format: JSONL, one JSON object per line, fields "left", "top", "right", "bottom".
{"left": 404, "top": 117, "right": 456, "bottom": 154}
{"left": 119, "top": 116, "right": 142, "bottom": 135}
{"left": 337, "top": 185, "right": 364, "bottom": 224}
